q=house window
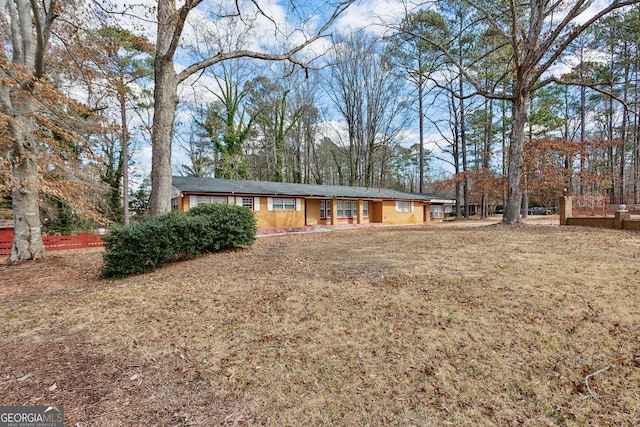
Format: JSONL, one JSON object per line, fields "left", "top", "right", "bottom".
{"left": 362, "top": 201, "right": 369, "bottom": 218}
{"left": 272, "top": 198, "right": 296, "bottom": 210}
{"left": 242, "top": 197, "right": 254, "bottom": 210}
{"left": 396, "top": 201, "right": 412, "bottom": 212}
{"left": 171, "top": 198, "right": 179, "bottom": 211}
{"left": 197, "top": 196, "right": 227, "bottom": 205}
{"left": 430, "top": 204, "right": 443, "bottom": 219}
{"left": 337, "top": 200, "right": 357, "bottom": 218}
{"left": 320, "top": 200, "right": 331, "bottom": 219}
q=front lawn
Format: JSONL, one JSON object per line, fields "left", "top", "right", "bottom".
{"left": 1, "top": 224, "right": 638, "bottom": 425}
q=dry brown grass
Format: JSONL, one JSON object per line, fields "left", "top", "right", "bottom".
{"left": 1, "top": 223, "right": 639, "bottom": 426}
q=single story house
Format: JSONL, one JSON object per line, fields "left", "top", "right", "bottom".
{"left": 171, "top": 176, "right": 454, "bottom": 233}
{"left": 415, "top": 193, "right": 456, "bottom": 220}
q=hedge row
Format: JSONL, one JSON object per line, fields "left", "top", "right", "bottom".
{"left": 100, "top": 203, "right": 257, "bottom": 279}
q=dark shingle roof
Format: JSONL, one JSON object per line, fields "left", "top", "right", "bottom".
{"left": 172, "top": 176, "right": 434, "bottom": 201}
{"left": 413, "top": 193, "right": 456, "bottom": 204}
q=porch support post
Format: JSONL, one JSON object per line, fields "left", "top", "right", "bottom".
{"left": 331, "top": 198, "right": 338, "bottom": 225}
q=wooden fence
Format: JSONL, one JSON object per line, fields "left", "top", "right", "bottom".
{"left": 0, "top": 227, "right": 105, "bottom": 256}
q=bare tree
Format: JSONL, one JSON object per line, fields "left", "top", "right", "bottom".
{"left": 326, "top": 30, "right": 410, "bottom": 187}
{"left": 177, "top": 120, "right": 216, "bottom": 177}
{"left": 387, "top": 9, "right": 449, "bottom": 193}
{"left": 404, "top": 0, "right": 640, "bottom": 223}
{"left": 289, "top": 77, "right": 321, "bottom": 184}
{"left": 148, "top": 0, "right": 355, "bottom": 217}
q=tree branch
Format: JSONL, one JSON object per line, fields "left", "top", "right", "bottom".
{"left": 533, "top": 0, "right": 640, "bottom": 85}
{"left": 30, "top": 0, "right": 57, "bottom": 78}
{"left": 533, "top": 76, "right": 639, "bottom": 118}
{"left": 177, "top": 1, "right": 354, "bottom": 84}
{"left": 167, "top": 0, "right": 204, "bottom": 66}
{"left": 90, "top": 0, "right": 158, "bottom": 25}
{"left": 582, "top": 365, "right": 611, "bottom": 404}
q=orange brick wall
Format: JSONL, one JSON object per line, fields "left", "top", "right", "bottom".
{"left": 622, "top": 220, "right": 640, "bottom": 230}
{"left": 253, "top": 197, "right": 305, "bottom": 228}
{"left": 566, "top": 217, "right": 615, "bottom": 229}
{"left": 181, "top": 194, "right": 428, "bottom": 228}
{"left": 381, "top": 201, "right": 424, "bottom": 225}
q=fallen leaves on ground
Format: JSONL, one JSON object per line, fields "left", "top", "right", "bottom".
{"left": 1, "top": 223, "right": 639, "bottom": 426}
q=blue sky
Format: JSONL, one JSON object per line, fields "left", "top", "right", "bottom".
{"left": 94, "top": 0, "right": 620, "bottom": 184}
{"left": 105, "top": 0, "right": 425, "bottom": 181}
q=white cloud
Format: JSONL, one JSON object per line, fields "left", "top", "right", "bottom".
{"left": 103, "top": 0, "right": 424, "bottom": 181}
{"left": 334, "top": 0, "right": 406, "bottom": 35}
{"left": 131, "top": 144, "right": 153, "bottom": 177}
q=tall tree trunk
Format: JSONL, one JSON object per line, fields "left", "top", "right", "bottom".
{"left": 418, "top": 78, "right": 425, "bottom": 193}
{"left": 118, "top": 85, "right": 130, "bottom": 225}
{"left": 8, "top": 104, "right": 46, "bottom": 261}
{"left": 149, "top": 62, "right": 179, "bottom": 216}
{"left": 458, "top": 42, "right": 469, "bottom": 218}
{"left": 501, "top": 95, "right": 508, "bottom": 209}
{"left": 634, "top": 42, "right": 640, "bottom": 204}
{"left": 608, "top": 95, "right": 615, "bottom": 204}
{"left": 620, "top": 106, "right": 627, "bottom": 204}
{"left": 634, "top": 109, "right": 639, "bottom": 203}
{"left": 1, "top": 0, "right": 56, "bottom": 261}
{"left": 481, "top": 96, "right": 493, "bottom": 218}
{"left": 504, "top": 90, "right": 529, "bottom": 224}
{"left": 148, "top": 0, "right": 182, "bottom": 217}
{"left": 450, "top": 93, "right": 462, "bottom": 218}
{"left": 620, "top": 47, "right": 629, "bottom": 203}
{"left": 634, "top": 63, "right": 639, "bottom": 203}
{"left": 149, "top": 0, "right": 190, "bottom": 217}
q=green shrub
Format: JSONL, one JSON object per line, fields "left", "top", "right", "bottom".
{"left": 186, "top": 203, "right": 257, "bottom": 251}
{"left": 100, "top": 212, "right": 183, "bottom": 279}
{"left": 100, "top": 204, "right": 256, "bottom": 279}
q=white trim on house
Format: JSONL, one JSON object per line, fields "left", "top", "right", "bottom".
{"left": 268, "top": 197, "right": 296, "bottom": 211}
{"left": 430, "top": 204, "right": 444, "bottom": 218}
{"left": 396, "top": 201, "right": 412, "bottom": 212}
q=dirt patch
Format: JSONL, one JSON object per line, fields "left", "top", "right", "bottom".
{"left": 1, "top": 224, "right": 639, "bottom": 425}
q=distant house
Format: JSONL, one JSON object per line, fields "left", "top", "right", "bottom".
{"left": 414, "top": 192, "right": 456, "bottom": 220}
{"left": 171, "top": 176, "right": 454, "bottom": 233}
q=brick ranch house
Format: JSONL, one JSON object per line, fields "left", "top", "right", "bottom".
{"left": 171, "top": 176, "right": 454, "bottom": 233}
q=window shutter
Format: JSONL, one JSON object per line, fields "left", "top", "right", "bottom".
{"left": 267, "top": 198, "right": 273, "bottom": 211}
{"left": 235, "top": 197, "right": 243, "bottom": 206}
{"left": 411, "top": 201, "right": 414, "bottom": 212}
{"left": 254, "top": 197, "right": 260, "bottom": 211}
{"left": 296, "top": 198, "right": 302, "bottom": 211}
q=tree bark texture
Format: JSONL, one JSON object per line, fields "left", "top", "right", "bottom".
{"left": 503, "top": 90, "right": 529, "bottom": 224}
{"left": 148, "top": 0, "right": 183, "bottom": 217}
{"left": 149, "top": 61, "right": 179, "bottom": 217}
{"left": 1, "top": 0, "right": 55, "bottom": 261}
{"left": 8, "top": 95, "right": 46, "bottom": 261}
